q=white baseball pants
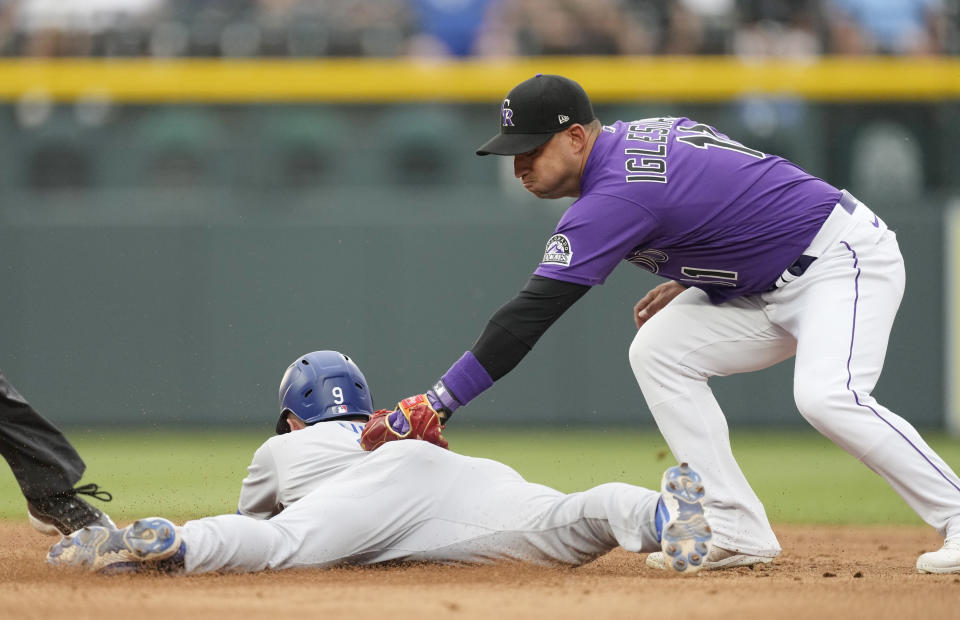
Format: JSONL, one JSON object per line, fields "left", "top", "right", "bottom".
{"left": 179, "top": 441, "right": 662, "bottom": 573}
{"left": 630, "top": 197, "right": 960, "bottom": 556}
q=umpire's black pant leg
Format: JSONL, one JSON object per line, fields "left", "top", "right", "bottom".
{"left": 0, "top": 369, "right": 85, "bottom": 499}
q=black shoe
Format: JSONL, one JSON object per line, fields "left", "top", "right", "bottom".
{"left": 27, "top": 483, "right": 116, "bottom": 536}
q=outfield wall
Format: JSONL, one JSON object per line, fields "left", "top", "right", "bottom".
{"left": 0, "top": 58, "right": 956, "bottom": 429}
{"left": 0, "top": 183, "right": 948, "bottom": 429}
{"left": 949, "top": 202, "right": 960, "bottom": 435}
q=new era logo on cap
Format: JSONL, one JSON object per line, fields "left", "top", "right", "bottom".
{"left": 476, "top": 74, "right": 596, "bottom": 156}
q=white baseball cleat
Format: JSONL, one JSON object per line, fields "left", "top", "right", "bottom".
{"left": 646, "top": 546, "right": 773, "bottom": 571}
{"left": 655, "top": 462, "right": 713, "bottom": 574}
{"left": 47, "top": 517, "right": 182, "bottom": 574}
{"left": 917, "top": 539, "right": 960, "bottom": 574}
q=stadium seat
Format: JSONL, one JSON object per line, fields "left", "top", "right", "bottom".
{"left": 9, "top": 107, "right": 99, "bottom": 191}
{"left": 121, "top": 106, "right": 228, "bottom": 187}
{"left": 373, "top": 105, "right": 466, "bottom": 186}
{"left": 849, "top": 120, "right": 924, "bottom": 205}
{"left": 0, "top": 107, "right": 17, "bottom": 190}
{"left": 247, "top": 107, "right": 349, "bottom": 188}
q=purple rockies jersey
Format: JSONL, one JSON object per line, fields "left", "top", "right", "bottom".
{"left": 533, "top": 118, "right": 841, "bottom": 304}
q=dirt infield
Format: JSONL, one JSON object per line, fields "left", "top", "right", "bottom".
{"left": 1, "top": 522, "right": 956, "bottom": 620}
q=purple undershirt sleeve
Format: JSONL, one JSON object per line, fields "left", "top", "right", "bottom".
{"left": 436, "top": 351, "right": 494, "bottom": 410}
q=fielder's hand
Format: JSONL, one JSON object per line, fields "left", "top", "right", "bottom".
{"left": 634, "top": 281, "right": 687, "bottom": 329}
{"left": 360, "top": 394, "right": 449, "bottom": 451}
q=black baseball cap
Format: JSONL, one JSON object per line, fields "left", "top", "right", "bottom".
{"left": 476, "top": 74, "right": 595, "bottom": 156}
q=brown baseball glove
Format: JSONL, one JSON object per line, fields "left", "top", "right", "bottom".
{"left": 359, "top": 394, "right": 449, "bottom": 451}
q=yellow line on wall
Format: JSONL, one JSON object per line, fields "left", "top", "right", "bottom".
{"left": 0, "top": 57, "right": 957, "bottom": 103}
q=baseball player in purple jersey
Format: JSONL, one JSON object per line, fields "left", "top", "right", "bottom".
{"left": 396, "top": 74, "right": 960, "bottom": 573}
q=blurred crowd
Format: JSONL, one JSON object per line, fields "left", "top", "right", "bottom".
{"left": 0, "top": 0, "right": 955, "bottom": 58}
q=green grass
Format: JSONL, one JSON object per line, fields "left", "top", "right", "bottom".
{"left": 3, "top": 428, "right": 958, "bottom": 526}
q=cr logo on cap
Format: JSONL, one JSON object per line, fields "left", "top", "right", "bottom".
{"left": 501, "top": 98, "right": 514, "bottom": 127}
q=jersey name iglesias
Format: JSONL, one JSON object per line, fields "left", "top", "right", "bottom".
{"left": 533, "top": 118, "right": 840, "bottom": 303}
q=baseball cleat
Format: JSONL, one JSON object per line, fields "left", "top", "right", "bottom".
{"left": 646, "top": 546, "right": 773, "bottom": 571}
{"left": 655, "top": 463, "right": 712, "bottom": 574}
{"left": 917, "top": 539, "right": 960, "bottom": 574}
{"left": 27, "top": 483, "right": 115, "bottom": 536}
{"left": 47, "top": 517, "right": 181, "bottom": 573}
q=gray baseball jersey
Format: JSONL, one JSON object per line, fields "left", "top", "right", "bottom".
{"left": 237, "top": 420, "right": 366, "bottom": 518}
{"left": 177, "top": 422, "right": 665, "bottom": 573}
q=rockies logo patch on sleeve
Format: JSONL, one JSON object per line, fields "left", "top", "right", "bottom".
{"left": 541, "top": 234, "right": 573, "bottom": 266}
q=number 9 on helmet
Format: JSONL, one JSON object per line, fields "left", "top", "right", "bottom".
{"left": 275, "top": 350, "right": 375, "bottom": 434}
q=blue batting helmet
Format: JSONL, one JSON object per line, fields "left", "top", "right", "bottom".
{"left": 275, "top": 350, "right": 374, "bottom": 434}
